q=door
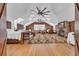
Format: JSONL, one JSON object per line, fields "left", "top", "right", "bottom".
{"left": 0, "top": 3, "right": 6, "bottom": 56}
{"left": 75, "top": 3, "right": 79, "bottom": 56}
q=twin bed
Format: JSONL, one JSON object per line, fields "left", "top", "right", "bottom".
{"left": 7, "top": 29, "right": 24, "bottom": 43}
{"left": 67, "top": 32, "right": 75, "bottom": 45}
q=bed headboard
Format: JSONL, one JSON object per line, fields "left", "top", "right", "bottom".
{"left": 6, "top": 21, "right": 11, "bottom": 29}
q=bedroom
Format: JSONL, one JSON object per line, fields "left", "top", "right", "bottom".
{"left": 6, "top": 3, "right": 75, "bottom": 56}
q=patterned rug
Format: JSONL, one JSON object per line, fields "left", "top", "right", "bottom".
{"left": 24, "top": 33, "right": 66, "bottom": 44}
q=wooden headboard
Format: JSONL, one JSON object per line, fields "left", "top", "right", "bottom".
{"left": 6, "top": 21, "right": 11, "bottom": 29}
{"left": 17, "top": 24, "right": 24, "bottom": 30}
{"left": 25, "top": 22, "right": 53, "bottom": 31}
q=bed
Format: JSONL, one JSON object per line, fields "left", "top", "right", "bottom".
{"left": 7, "top": 29, "right": 24, "bottom": 44}
{"left": 67, "top": 32, "right": 75, "bottom": 45}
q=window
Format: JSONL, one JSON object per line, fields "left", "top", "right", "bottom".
{"left": 34, "top": 24, "right": 45, "bottom": 30}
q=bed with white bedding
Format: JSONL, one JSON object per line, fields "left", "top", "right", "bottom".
{"left": 7, "top": 29, "right": 24, "bottom": 43}
{"left": 67, "top": 32, "right": 75, "bottom": 45}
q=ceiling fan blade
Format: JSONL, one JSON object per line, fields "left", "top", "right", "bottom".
{"left": 43, "top": 11, "right": 50, "bottom": 13}
{"left": 43, "top": 13, "right": 49, "bottom": 15}
{"left": 41, "top": 14, "right": 44, "bottom": 17}
{"left": 41, "top": 8, "right": 47, "bottom": 12}
{"left": 31, "top": 9, "right": 37, "bottom": 13}
{"left": 36, "top": 7, "right": 40, "bottom": 12}
{"left": 41, "top": 15, "right": 47, "bottom": 21}
{"left": 39, "top": 14, "right": 45, "bottom": 19}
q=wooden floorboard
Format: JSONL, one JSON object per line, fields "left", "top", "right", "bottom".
{"left": 7, "top": 34, "right": 75, "bottom": 56}
{"left": 7, "top": 43, "right": 75, "bottom": 56}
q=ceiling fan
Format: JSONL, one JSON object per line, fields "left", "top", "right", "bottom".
{"left": 30, "top": 7, "right": 50, "bottom": 21}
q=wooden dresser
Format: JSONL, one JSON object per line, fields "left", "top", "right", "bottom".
{"left": 20, "top": 31, "right": 35, "bottom": 44}
{"left": 0, "top": 3, "right": 6, "bottom": 56}
{"left": 20, "top": 31, "right": 31, "bottom": 44}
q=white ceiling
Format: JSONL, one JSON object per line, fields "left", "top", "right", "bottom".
{"left": 6, "top": 3, "right": 75, "bottom": 25}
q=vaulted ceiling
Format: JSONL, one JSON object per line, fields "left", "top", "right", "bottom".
{"left": 6, "top": 3, "right": 75, "bottom": 25}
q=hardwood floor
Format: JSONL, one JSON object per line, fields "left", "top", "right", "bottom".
{"left": 7, "top": 33, "right": 75, "bottom": 56}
